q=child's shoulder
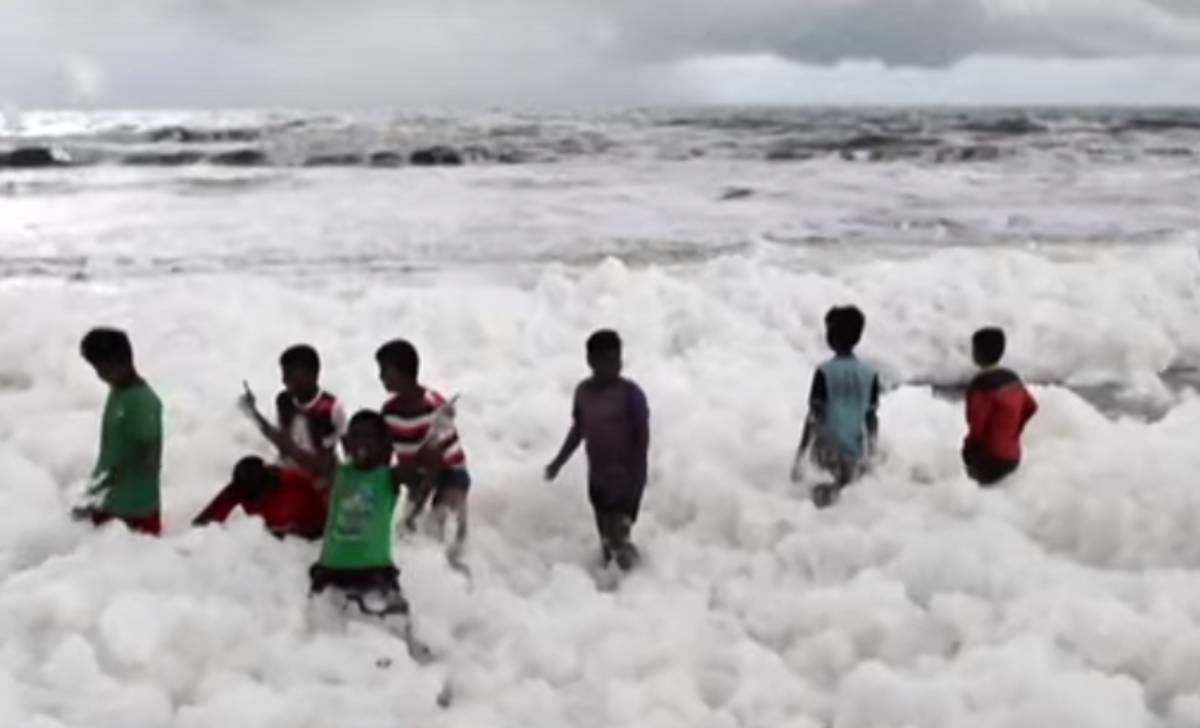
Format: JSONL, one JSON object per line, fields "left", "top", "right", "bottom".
{"left": 620, "top": 376, "right": 646, "bottom": 394}
{"left": 128, "top": 381, "right": 162, "bottom": 406}
{"left": 421, "top": 386, "right": 449, "bottom": 408}
{"left": 312, "top": 390, "right": 342, "bottom": 414}
{"left": 820, "top": 353, "right": 875, "bottom": 371}
{"left": 969, "top": 367, "right": 1023, "bottom": 390}
{"left": 383, "top": 387, "right": 445, "bottom": 413}
{"left": 380, "top": 392, "right": 403, "bottom": 414}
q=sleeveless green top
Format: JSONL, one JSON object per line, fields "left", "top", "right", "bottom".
{"left": 318, "top": 465, "right": 397, "bottom": 570}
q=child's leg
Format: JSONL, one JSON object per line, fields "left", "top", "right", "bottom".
{"left": 450, "top": 498, "right": 468, "bottom": 554}
{"left": 592, "top": 509, "right": 614, "bottom": 563}
{"left": 430, "top": 485, "right": 469, "bottom": 562}
{"left": 309, "top": 565, "right": 431, "bottom": 662}
{"left": 810, "top": 439, "right": 862, "bottom": 508}
{"left": 593, "top": 512, "right": 641, "bottom": 571}
{"left": 588, "top": 484, "right": 614, "bottom": 562}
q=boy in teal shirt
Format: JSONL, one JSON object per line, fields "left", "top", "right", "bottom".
{"left": 791, "top": 306, "right": 880, "bottom": 508}
{"left": 78, "top": 328, "right": 163, "bottom": 535}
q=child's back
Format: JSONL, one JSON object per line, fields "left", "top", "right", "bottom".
{"left": 962, "top": 328, "right": 1037, "bottom": 486}
{"left": 814, "top": 354, "right": 878, "bottom": 462}
{"left": 795, "top": 306, "right": 879, "bottom": 504}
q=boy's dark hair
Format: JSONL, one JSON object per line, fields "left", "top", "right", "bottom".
{"left": 972, "top": 327, "right": 1006, "bottom": 366}
{"left": 232, "top": 456, "right": 271, "bottom": 499}
{"left": 80, "top": 327, "right": 133, "bottom": 366}
{"left": 586, "top": 329, "right": 622, "bottom": 356}
{"left": 279, "top": 344, "right": 320, "bottom": 374}
{"left": 825, "top": 306, "right": 866, "bottom": 353}
{"left": 375, "top": 339, "right": 420, "bottom": 378}
{"left": 348, "top": 409, "right": 390, "bottom": 441}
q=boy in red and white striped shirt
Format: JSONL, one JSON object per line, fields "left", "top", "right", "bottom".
{"left": 376, "top": 339, "right": 470, "bottom": 562}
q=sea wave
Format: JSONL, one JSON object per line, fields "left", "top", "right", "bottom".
{"left": 3, "top": 108, "right": 1200, "bottom": 170}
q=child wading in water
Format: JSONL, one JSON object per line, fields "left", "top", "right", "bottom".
{"left": 236, "top": 398, "right": 435, "bottom": 662}
{"left": 962, "top": 327, "right": 1038, "bottom": 486}
{"left": 792, "top": 306, "right": 880, "bottom": 508}
{"left": 193, "top": 344, "right": 346, "bottom": 540}
{"left": 376, "top": 340, "right": 470, "bottom": 568}
{"left": 546, "top": 330, "right": 650, "bottom": 571}
{"left": 77, "top": 328, "right": 164, "bottom": 535}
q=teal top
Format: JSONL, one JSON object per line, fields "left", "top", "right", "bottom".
{"left": 815, "top": 355, "right": 878, "bottom": 461}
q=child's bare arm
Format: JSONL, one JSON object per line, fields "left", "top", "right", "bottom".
{"left": 546, "top": 389, "right": 584, "bottom": 481}
{"left": 799, "top": 370, "right": 827, "bottom": 450}
{"left": 866, "top": 374, "right": 881, "bottom": 453}
{"left": 251, "top": 408, "right": 333, "bottom": 477}
{"left": 546, "top": 424, "right": 583, "bottom": 481}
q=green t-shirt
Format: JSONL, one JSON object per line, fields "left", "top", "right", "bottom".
{"left": 93, "top": 382, "right": 163, "bottom": 517}
{"left": 318, "top": 465, "right": 398, "bottom": 570}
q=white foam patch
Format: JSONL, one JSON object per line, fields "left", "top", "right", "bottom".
{"left": 1, "top": 248, "right": 1200, "bottom": 726}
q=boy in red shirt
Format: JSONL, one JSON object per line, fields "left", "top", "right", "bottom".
{"left": 193, "top": 345, "right": 346, "bottom": 539}
{"left": 963, "top": 328, "right": 1038, "bottom": 486}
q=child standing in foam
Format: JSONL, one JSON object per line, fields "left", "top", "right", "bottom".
{"left": 194, "top": 344, "right": 347, "bottom": 540}
{"left": 251, "top": 406, "right": 434, "bottom": 662}
{"left": 792, "top": 306, "right": 880, "bottom": 508}
{"left": 546, "top": 330, "right": 650, "bottom": 571}
{"left": 375, "top": 339, "right": 471, "bottom": 565}
{"left": 962, "top": 327, "right": 1038, "bottom": 486}
{"left": 76, "top": 327, "right": 164, "bottom": 536}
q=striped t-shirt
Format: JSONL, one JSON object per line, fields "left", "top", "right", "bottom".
{"left": 382, "top": 388, "right": 466, "bottom": 471}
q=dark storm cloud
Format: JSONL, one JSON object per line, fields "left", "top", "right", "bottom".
{"left": 1, "top": 0, "right": 1199, "bottom": 106}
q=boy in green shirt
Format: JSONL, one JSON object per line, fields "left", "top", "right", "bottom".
{"left": 77, "top": 328, "right": 163, "bottom": 535}
{"left": 240, "top": 398, "right": 434, "bottom": 663}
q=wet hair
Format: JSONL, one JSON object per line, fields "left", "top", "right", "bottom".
{"left": 348, "top": 409, "right": 390, "bottom": 442}
{"left": 80, "top": 327, "right": 133, "bottom": 367}
{"left": 586, "top": 329, "right": 622, "bottom": 357}
{"left": 231, "top": 456, "right": 272, "bottom": 499}
{"left": 279, "top": 344, "right": 320, "bottom": 374}
{"left": 972, "top": 327, "right": 1006, "bottom": 366}
{"left": 825, "top": 306, "right": 866, "bottom": 353}
{"left": 375, "top": 339, "right": 419, "bottom": 379}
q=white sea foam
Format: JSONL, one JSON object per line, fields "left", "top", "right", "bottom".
{"left": 2, "top": 112, "right": 1199, "bottom": 726}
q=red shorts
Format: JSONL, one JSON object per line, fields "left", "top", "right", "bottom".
{"left": 91, "top": 510, "right": 162, "bottom": 536}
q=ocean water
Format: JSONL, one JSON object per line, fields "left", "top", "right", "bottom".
{"left": 2, "top": 109, "right": 1200, "bottom": 727}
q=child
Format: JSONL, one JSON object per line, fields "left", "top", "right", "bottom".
{"left": 792, "top": 306, "right": 880, "bottom": 508}
{"left": 545, "top": 330, "right": 650, "bottom": 571}
{"left": 963, "top": 327, "right": 1038, "bottom": 486}
{"left": 376, "top": 340, "right": 470, "bottom": 563}
{"left": 193, "top": 344, "right": 346, "bottom": 539}
{"left": 77, "top": 327, "right": 164, "bottom": 535}
{"left": 245, "top": 404, "right": 433, "bottom": 661}
{"left": 192, "top": 455, "right": 328, "bottom": 540}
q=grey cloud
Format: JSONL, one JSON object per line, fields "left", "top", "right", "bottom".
{"left": 606, "top": 0, "right": 1200, "bottom": 65}
{"left": 2, "top": 0, "right": 1200, "bottom": 106}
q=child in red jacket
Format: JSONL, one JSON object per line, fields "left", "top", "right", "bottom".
{"left": 963, "top": 328, "right": 1038, "bottom": 486}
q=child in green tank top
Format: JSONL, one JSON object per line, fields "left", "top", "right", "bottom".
{"left": 240, "top": 401, "right": 434, "bottom": 662}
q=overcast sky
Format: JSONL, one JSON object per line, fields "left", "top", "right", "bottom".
{"left": 2, "top": 0, "right": 1200, "bottom": 108}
